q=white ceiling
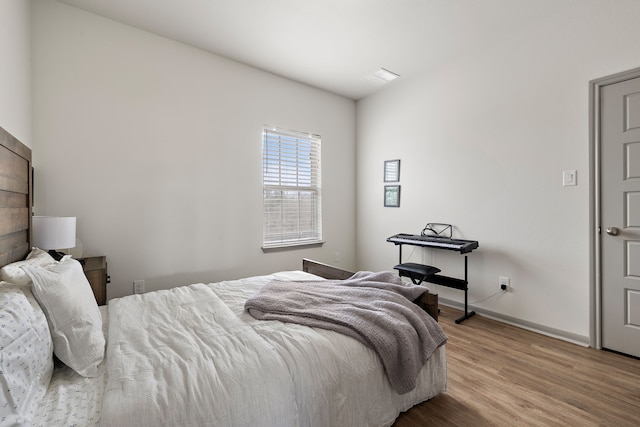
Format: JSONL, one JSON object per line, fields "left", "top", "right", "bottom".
{"left": 57, "top": 0, "right": 570, "bottom": 100}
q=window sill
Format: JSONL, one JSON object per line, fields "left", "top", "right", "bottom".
{"left": 262, "top": 241, "right": 325, "bottom": 252}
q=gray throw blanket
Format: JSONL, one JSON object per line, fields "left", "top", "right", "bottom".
{"left": 244, "top": 271, "right": 447, "bottom": 394}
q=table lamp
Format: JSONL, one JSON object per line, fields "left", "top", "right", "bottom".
{"left": 32, "top": 216, "right": 76, "bottom": 261}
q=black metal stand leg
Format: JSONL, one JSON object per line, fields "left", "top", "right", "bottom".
{"left": 455, "top": 289, "right": 476, "bottom": 324}
{"left": 455, "top": 255, "right": 476, "bottom": 324}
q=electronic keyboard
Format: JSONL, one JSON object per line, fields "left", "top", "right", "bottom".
{"left": 387, "top": 233, "right": 479, "bottom": 254}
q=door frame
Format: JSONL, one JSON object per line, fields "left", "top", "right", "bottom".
{"left": 590, "top": 66, "right": 640, "bottom": 349}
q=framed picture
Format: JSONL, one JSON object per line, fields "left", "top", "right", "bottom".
{"left": 384, "top": 159, "right": 400, "bottom": 182}
{"left": 384, "top": 185, "right": 401, "bottom": 207}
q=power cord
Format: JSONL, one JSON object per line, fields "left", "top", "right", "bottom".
{"left": 469, "top": 289, "right": 507, "bottom": 305}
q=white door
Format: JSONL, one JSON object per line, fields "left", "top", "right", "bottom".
{"left": 601, "top": 76, "right": 640, "bottom": 357}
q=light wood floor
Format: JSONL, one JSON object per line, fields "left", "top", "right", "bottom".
{"left": 394, "top": 305, "right": 640, "bottom": 426}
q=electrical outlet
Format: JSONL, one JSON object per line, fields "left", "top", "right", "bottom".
{"left": 133, "top": 280, "right": 145, "bottom": 294}
{"left": 499, "top": 276, "right": 510, "bottom": 291}
{"left": 335, "top": 252, "right": 341, "bottom": 263}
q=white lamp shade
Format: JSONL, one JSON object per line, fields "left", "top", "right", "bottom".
{"left": 32, "top": 216, "right": 77, "bottom": 250}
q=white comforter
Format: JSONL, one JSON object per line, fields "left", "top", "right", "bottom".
{"left": 100, "top": 271, "right": 447, "bottom": 427}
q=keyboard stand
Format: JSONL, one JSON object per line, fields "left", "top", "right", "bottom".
{"left": 393, "top": 244, "right": 476, "bottom": 324}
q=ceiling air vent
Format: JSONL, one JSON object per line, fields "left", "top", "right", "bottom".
{"left": 362, "top": 68, "right": 400, "bottom": 86}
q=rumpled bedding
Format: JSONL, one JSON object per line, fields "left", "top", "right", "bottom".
{"left": 99, "top": 271, "right": 447, "bottom": 427}
{"left": 33, "top": 306, "right": 109, "bottom": 426}
{"left": 245, "top": 270, "right": 447, "bottom": 394}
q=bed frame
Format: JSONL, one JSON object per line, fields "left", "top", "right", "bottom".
{"left": 0, "top": 127, "right": 32, "bottom": 268}
{"left": 302, "top": 258, "right": 439, "bottom": 321}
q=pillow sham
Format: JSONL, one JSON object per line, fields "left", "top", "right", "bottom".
{"left": 0, "top": 283, "right": 54, "bottom": 426}
{"left": 22, "top": 258, "right": 105, "bottom": 378}
{"left": 0, "top": 248, "right": 57, "bottom": 286}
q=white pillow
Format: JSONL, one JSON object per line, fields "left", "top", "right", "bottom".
{"left": 0, "top": 283, "right": 54, "bottom": 426}
{"left": 0, "top": 248, "right": 57, "bottom": 286}
{"left": 22, "top": 258, "right": 105, "bottom": 377}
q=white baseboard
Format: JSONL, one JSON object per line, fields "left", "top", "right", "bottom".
{"left": 439, "top": 298, "right": 591, "bottom": 347}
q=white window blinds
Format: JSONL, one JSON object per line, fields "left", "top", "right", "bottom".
{"left": 262, "top": 126, "right": 322, "bottom": 248}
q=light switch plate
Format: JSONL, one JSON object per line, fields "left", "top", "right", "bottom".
{"left": 563, "top": 170, "right": 577, "bottom": 186}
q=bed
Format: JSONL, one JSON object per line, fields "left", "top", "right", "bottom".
{"left": 0, "top": 127, "right": 447, "bottom": 426}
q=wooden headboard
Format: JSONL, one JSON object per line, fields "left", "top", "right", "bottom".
{"left": 0, "top": 127, "right": 32, "bottom": 268}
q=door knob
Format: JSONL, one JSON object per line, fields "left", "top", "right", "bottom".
{"left": 606, "top": 227, "right": 620, "bottom": 236}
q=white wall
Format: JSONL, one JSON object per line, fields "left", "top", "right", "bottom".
{"left": 356, "top": 0, "right": 640, "bottom": 342}
{"left": 0, "top": 0, "right": 31, "bottom": 146}
{"left": 32, "top": 0, "right": 356, "bottom": 299}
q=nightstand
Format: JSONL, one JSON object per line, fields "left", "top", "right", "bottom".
{"left": 80, "top": 256, "right": 109, "bottom": 305}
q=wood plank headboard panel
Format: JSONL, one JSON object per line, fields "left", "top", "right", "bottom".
{"left": 0, "top": 127, "right": 32, "bottom": 268}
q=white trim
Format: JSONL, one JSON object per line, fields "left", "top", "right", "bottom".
{"left": 440, "top": 298, "right": 590, "bottom": 347}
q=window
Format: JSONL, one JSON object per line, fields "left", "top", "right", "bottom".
{"left": 262, "top": 126, "right": 322, "bottom": 248}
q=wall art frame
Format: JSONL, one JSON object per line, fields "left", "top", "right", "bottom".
{"left": 384, "top": 185, "right": 401, "bottom": 207}
{"left": 384, "top": 159, "right": 400, "bottom": 182}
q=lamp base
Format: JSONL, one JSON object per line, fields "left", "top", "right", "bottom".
{"left": 47, "top": 250, "right": 85, "bottom": 265}
{"left": 47, "top": 250, "right": 66, "bottom": 261}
